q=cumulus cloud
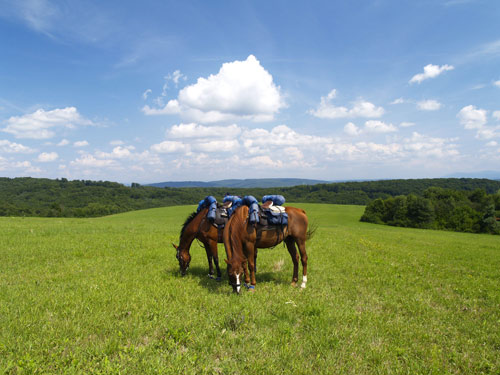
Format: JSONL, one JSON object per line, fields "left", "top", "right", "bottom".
{"left": 417, "top": 99, "right": 441, "bottom": 111}
{"left": 308, "top": 89, "right": 385, "bottom": 119}
{"left": 364, "top": 120, "right": 398, "bottom": 133}
{"left": 344, "top": 122, "right": 362, "bottom": 136}
{"left": 143, "top": 55, "right": 285, "bottom": 123}
{"left": 0, "top": 139, "right": 35, "bottom": 153}
{"left": 37, "top": 152, "right": 59, "bottom": 162}
{"left": 74, "top": 140, "right": 89, "bottom": 147}
{"left": 343, "top": 121, "right": 397, "bottom": 135}
{"left": 70, "top": 154, "right": 117, "bottom": 168}
{"left": 57, "top": 139, "right": 70, "bottom": 146}
{"left": 168, "top": 123, "right": 241, "bottom": 139}
{"left": 2, "top": 107, "right": 93, "bottom": 139}
{"left": 409, "top": 64, "right": 454, "bottom": 84}
{"left": 458, "top": 105, "right": 500, "bottom": 140}
{"left": 493, "top": 111, "right": 500, "bottom": 121}
{"left": 458, "top": 105, "right": 487, "bottom": 129}
{"left": 150, "top": 141, "right": 190, "bottom": 154}
{"left": 494, "top": 80, "right": 500, "bottom": 88}
{"left": 325, "top": 132, "right": 459, "bottom": 162}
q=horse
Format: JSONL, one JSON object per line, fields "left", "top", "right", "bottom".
{"left": 223, "top": 204, "right": 311, "bottom": 293}
{"left": 172, "top": 207, "right": 222, "bottom": 280}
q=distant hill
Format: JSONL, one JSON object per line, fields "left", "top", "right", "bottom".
{"left": 445, "top": 171, "right": 500, "bottom": 180}
{"left": 148, "top": 178, "right": 330, "bottom": 188}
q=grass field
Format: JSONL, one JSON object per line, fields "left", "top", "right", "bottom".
{"left": 1, "top": 204, "right": 499, "bottom": 374}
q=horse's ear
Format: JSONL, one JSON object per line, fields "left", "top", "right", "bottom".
{"left": 172, "top": 243, "right": 178, "bottom": 250}
{"left": 224, "top": 259, "right": 229, "bottom": 264}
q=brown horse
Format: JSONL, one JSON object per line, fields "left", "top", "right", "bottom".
{"left": 223, "top": 205, "right": 310, "bottom": 293}
{"left": 172, "top": 207, "right": 222, "bottom": 280}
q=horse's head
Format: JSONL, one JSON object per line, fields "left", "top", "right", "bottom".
{"left": 172, "top": 243, "right": 191, "bottom": 276}
{"left": 225, "top": 258, "right": 244, "bottom": 294}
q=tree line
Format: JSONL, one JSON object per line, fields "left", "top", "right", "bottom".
{"left": 1, "top": 177, "right": 500, "bottom": 219}
{"left": 361, "top": 187, "right": 500, "bottom": 235}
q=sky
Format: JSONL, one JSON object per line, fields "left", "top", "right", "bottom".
{"left": 1, "top": 0, "right": 500, "bottom": 184}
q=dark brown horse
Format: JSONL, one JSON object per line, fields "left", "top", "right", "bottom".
{"left": 173, "top": 207, "right": 222, "bottom": 280}
{"left": 223, "top": 205, "right": 310, "bottom": 293}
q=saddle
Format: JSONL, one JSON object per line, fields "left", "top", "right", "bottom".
{"left": 213, "top": 204, "right": 229, "bottom": 242}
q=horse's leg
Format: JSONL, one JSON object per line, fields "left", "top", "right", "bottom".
{"left": 204, "top": 242, "right": 215, "bottom": 278}
{"left": 285, "top": 237, "right": 300, "bottom": 286}
{"left": 254, "top": 248, "right": 258, "bottom": 273}
{"left": 248, "top": 244, "right": 257, "bottom": 288}
{"left": 208, "top": 239, "right": 222, "bottom": 280}
{"left": 296, "top": 237, "right": 308, "bottom": 289}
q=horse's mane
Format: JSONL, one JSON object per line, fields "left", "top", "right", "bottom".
{"left": 180, "top": 211, "right": 198, "bottom": 241}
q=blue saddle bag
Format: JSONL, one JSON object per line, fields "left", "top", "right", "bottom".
{"left": 197, "top": 196, "right": 217, "bottom": 222}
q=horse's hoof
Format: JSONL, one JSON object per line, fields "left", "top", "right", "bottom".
{"left": 291, "top": 281, "right": 297, "bottom": 287}
{"left": 208, "top": 274, "right": 214, "bottom": 279}
{"left": 300, "top": 283, "right": 307, "bottom": 289}
{"left": 215, "top": 277, "right": 222, "bottom": 282}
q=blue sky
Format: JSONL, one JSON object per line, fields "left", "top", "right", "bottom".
{"left": 1, "top": 0, "right": 499, "bottom": 183}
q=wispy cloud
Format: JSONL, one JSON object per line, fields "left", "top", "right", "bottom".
{"left": 409, "top": 64, "right": 454, "bottom": 84}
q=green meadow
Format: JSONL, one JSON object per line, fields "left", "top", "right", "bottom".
{"left": 1, "top": 204, "right": 499, "bottom": 374}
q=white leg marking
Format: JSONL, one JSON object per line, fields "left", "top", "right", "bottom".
{"left": 301, "top": 275, "right": 307, "bottom": 289}
{"left": 236, "top": 274, "right": 241, "bottom": 294}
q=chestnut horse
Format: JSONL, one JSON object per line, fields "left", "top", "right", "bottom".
{"left": 172, "top": 207, "right": 222, "bottom": 280}
{"left": 223, "top": 205, "right": 310, "bottom": 293}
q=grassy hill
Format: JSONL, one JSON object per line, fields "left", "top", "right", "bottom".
{"left": 1, "top": 204, "right": 498, "bottom": 373}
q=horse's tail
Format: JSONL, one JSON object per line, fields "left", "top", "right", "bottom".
{"left": 306, "top": 222, "right": 317, "bottom": 241}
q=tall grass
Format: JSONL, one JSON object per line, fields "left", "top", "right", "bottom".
{"left": 1, "top": 204, "right": 499, "bottom": 374}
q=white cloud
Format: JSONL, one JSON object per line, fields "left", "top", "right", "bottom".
{"left": 409, "top": 64, "right": 454, "bottom": 84}
{"left": 150, "top": 140, "right": 190, "bottom": 154}
{"left": 493, "top": 80, "right": 500, "bottom": 88}
{"left": 493, "top": 111, "right": 500, "bottom": 121}
{"left": 37, "top": 152, "right": 59, "bottom": 162}
{"left": 0, "top": 139, "right": 35, "bottom": 153}
{"left": 2, "top": 107, "right": 93, "bottom": 139}
{"left": 486, "top": 141, "right": 498, "bottom": 147}
{"left": 74, "top": 140, "right": 89, "bottom": 147}
{"left": 143, "top": 55, "right": 285, "bottom": 123}
{"left": 390, "top": 98, "right": 406, "bottom": 105}
{"left": 142, "top": 89, "right": 152, "bottom": 100}
{"left": 167, "top": 70, "right": 186, "bottom": 87}
{"left": 11, "top": 161, "right": 42, "bottom": 173}
{"left": 168, "top": 123, "right": 241, "bottom": 139}
{"left": 110, "top": 140, "right": 125, "bottom": 146}
{"left": 57, "top": 139, "right": 70, "bottom": 146}
{"left": 364, "top": 120, "right": 398, "bottom": 133}
{"left": 458, "top": 105, "right": 487, "bottom": 129}
{"left": 142, "top": 99, "right": 181, "bottom": 115}
{"left": 95, "top": 146, "right": 135, "bottom": 159}
{"left": 344, "top": 122, "right": 362, "bottom": 136}
{"left": 309, "top": 89, "right": 385, "bottom": 119}
{"left": 70, "top": 154, "right": 117, "bottom": 168}
{"left": 417, "top": 99, "right": 441, "bottom": 111}
{"left": 194, "top": 140, "right": 239, "bottom": 153}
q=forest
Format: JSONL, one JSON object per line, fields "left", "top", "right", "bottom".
{"left": 361, "top": 187, "right": 500, "bottom": 234}
{"left": 1, "top": 177, "right": 500, "bottom": 218}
